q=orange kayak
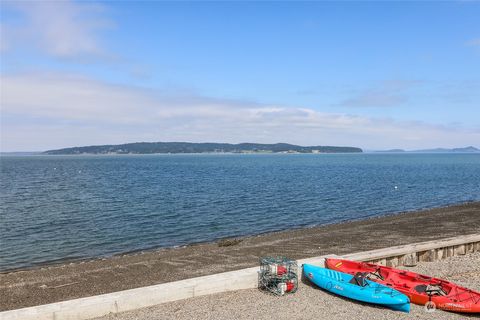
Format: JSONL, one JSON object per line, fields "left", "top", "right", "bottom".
{"left": 325, "top": 258, "right": 480, "bottom": 313}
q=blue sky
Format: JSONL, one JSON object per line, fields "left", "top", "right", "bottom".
{"left": 1, "top": 1, "right": 479, "bottom": 151}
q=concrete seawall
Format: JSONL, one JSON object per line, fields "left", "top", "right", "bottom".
{"left": 342, "top": 233, "right": 480, "bottom": 267}
{"left": 1, "top": 234, "right": 479, "bottom": 320}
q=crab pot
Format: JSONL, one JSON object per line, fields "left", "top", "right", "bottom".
{"left": 259, "top": 257, "right": 298, "bottom": 295}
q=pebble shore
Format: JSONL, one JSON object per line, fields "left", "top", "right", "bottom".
{"left": 2, "top": 202, "right": 479, "bottom": 311}
{"left": 97, "top": 252, "right": 480, "bottom": 320}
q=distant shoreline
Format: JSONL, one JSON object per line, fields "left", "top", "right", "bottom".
{"left": 2, "top": 152, "right": 365, "bottom": 156}
{"left": 3, "top": 151, "right": 480, "bottom": 156}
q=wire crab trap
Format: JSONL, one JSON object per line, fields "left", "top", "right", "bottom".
{"left": 258, "top": 257, "right": 298, "bottom": 296}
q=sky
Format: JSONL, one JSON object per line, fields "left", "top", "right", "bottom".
{"left": 1, "top": 1, "right": 479, "bottom": 152}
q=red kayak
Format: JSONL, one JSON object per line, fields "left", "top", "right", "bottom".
{"left": 325, "top": 258, "right": 480, "bottom": 313}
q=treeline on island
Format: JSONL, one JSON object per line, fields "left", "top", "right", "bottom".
{"left": 43, "top": 142, "right": 363, "bottom": 155}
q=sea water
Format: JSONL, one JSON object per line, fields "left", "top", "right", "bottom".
{"left": 1, "top": 153, "right": 479, "bottom": 271}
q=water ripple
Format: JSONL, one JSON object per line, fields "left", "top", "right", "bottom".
{"left": 1, "top": 153, "right": 479, "bottom": 270}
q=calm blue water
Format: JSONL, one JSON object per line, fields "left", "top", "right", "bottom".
{"left": 1, "top": 153, "right": 479, "bottom": 271}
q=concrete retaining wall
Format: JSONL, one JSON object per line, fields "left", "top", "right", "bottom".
{"left": 1, "top": 234, "right": 479, "bottom": 320}
{"left": 342, "top": 233, "right": 480, "bottom": 267}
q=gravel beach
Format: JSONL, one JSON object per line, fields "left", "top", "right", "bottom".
{"left": 97, "top": 252, "right": 480, "bottom": 320}
{"left": 1, "top": 202, "right": 479, "bottom": 311}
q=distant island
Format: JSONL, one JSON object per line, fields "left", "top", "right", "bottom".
{"left": 43, "top": 142, "right": 363, "bottom": 155}
{"left": 412, "top": 146, "right": 480, "bottom": 153}
{"left": 372, "top": 146, "right": 479, "bottom": 153}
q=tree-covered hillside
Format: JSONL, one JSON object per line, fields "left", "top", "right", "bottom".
{"left": 43, "top": 142, "right": 363, "bottom": 154}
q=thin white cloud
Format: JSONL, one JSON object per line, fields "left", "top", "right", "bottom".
{"left": 2, "top": 0, "right": 111, "bottom": 58}
{"left": 338, "top": 80, "right": 421, "bottom": 108}
{"left": 466, "top": 38, "right": 480, "bottom": 47}
{"left": 0, "top": 24, "right": 9, "bottom": 53}
{"left": 1, "top": 73, "right": 479, "bottom": 152}
{"left": 340, "top": 92, "right": 407, "bottom": 108}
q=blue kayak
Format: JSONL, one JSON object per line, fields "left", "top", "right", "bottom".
{"left": 303, "top": 264, "right": 410, "bottom": 313}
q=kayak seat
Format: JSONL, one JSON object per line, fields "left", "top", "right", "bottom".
{"left": 349, "top": 272, "right": 369, "bottom": 287}
{"left": 415, "top": 284, "right": 447, "bottom": 296}
{"left": 414, "top": 284, "right": 427, "bottom": 294}
{"left": 367, "top": 268, "right": 385, "bottom": 281}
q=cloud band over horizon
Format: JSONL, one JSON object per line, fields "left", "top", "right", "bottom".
{"left": 2, "top": 73, "right": 479, "bottom": 152}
